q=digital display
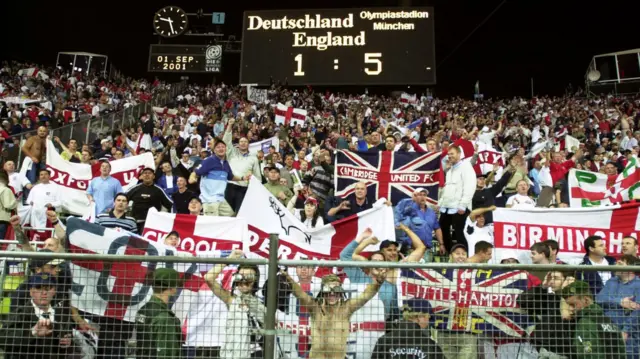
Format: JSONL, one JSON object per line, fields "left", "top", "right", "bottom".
{"left": 239, "top": 7, "right": 436, "bottom": 86}
{"left": 148, "top": 44, "right": 222, "bottom": 73}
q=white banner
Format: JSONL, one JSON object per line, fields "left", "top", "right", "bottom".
{"left": 493, "top": 204, "right": 640, "bottom": 264}
{"left": 141, "top": 207, "right": 248, "bottom": 253}
{"left": 247, "top": 86, "right": 268, "bottom": 104}
{"left": 44, "top": 140, "right": 155, "bottom": 216}
{"left": 249, "top": 136, "right": 280, "bottom": 155}
{"left": 239, "top": 177, "right": 396, "bottom": 260}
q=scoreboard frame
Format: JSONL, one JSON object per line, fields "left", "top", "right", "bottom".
{"left": 239, "top": 7, "right": 436, "bottom": 86}
{"left": 147, "top": 44, "right": 222, "bottom": 73}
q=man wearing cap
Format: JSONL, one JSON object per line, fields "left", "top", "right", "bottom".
{"left": 135, "top": 268, "right": 184, "bottom": 359}
{"left": 264, "top": 164, "right": 294, "bottom": 206}
{"left": 371, "top": 298, "right": 444, "bottom": 359}
{"left": 560, "top": 281, "right": 626, "bottom": 358}
{"left": 190, "top": 138, "right": 251, "bottom": 216}
{"left": 0, "top": 273, "right": 76, "bottom": 358}
{"left": 394, "top": 187, "right": 445, "bottom": 254}
{"left": 127, "top": 167, "right": 173, "bottom": 232}
{"left": 449, "top": 243, "right": 468, "bottom": 263}
{"left": 223, "top": 118, "right": 263, "bottom": 213}
{"left": 87, "top": 160, "right": 123, "bottom": 215}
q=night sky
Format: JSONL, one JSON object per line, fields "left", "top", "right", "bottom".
{"left": 2, "top": 0, "right": 638, "bottom": 97}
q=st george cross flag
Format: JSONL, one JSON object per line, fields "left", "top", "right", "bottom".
{"left": 569, "top": 159, "right": 640, "bottom": 207}
{"left": 141, "top": 208, "right": 248, "bottom": 253}
{"left": 238, "top": 177, "right": 396, "bottom": 261}
{"left": 67, "top": 217, "right": 202, "bottom": 322}
{"left": 335, "top": 150, "right": 440, "bottom": 205}
{"left": 44, "top": 140, "right": 155, "bottom": 216}
{"left": 492, "top": 204, "right": 639, "bottom": 264}
{"left": 400, "top": 93, "right": 418, "bottom": 107}
{"left": 152, "top": 106, "right": 179, "bottom": 117}
{"left": 274, "top": 103, "right": 307, "bottom": 127}
{"left": 18, "top": 67, "right": 48, "bottom": 80}
{"left": 400, "top": 268, "right": 534, "bottom": 337}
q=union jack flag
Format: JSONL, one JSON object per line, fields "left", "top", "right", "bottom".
{"left": 334, "top": 150, "right": 440, "bottom": 205}
{"left": 400, "top": 268, "right": 535, "bottom": 337}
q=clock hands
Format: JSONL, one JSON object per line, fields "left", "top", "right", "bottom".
{"left": 159, "top": 17, "right": 176, "bottom": 34}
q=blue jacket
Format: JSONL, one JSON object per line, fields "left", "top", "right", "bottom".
{"left": 156, "top": 174, "right": 178, "bottom": 197}
{"left": 595, "top": 276, "right": 640, "bottom": 335}
{"left": 577, "top": 255, "right": 617, "bottom": 295}
{"left": 393, "top": 198, "right": 439, "bottom": 248}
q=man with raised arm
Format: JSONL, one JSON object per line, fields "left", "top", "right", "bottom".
{"left": 281, "top": 270, "right": 386, "bottom": 359}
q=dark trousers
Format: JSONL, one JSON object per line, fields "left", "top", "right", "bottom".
{"left": 79, "top": 312, "right": 134, "bottom": 359}
{"left": 225, "top": 183, "right": 248, "bottom": 214}
{"left": 438, "top": 209, "right": 469, "bottom": 252}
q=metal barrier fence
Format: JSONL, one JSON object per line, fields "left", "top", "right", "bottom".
{"left": 0, "top": 245, "right": 636, "bottom": 359}
{"left": 5, "top": 82, "right": 186, "bottom": 167}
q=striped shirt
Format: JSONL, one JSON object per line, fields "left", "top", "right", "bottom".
{"left": 95, "top": 210, "right": 138, "bottom": 233}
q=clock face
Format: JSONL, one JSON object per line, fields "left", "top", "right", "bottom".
{"left": 153, "top": 6, "right": 188, "bottom": 38}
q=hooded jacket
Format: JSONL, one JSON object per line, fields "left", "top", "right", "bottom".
{"left": 371, "top": 321, "right": 444, "bottom": 359}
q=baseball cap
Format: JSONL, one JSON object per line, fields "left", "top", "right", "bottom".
{"left": 559, "top": 280, "right": 592, "bottom": 298}
{"left": 151, "top": 268, "right": 183, "bottom": 289}
{"left": 264, "top": 164, "right": 279, "bottom": 172}
{"left": 189, "top": 196, "right": 202, "bottom": 204}
{"left": 414, "top": 188, "right": 427, "bottom": 194}
{"left": 450, "top": 243, "right": 468, "bottom": 254}
{"left": 31, "top": 249, "right": 64, "bottom": 269}
{"left": 29, "top": 273, "right": 57, "bottom": 289}
{"left": 166, "top": 230, "right": 180, "bottom": 238}
{"left": 304, "top": 197, "right": 318, "bottom": 207}
{"left": 379, "top": 240, "right": 399, "bottom": 250}
{"left": 140, "top": 167, "right": 155, "bottom": 175}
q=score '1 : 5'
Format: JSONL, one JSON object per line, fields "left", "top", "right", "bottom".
{"left": 293, "top": 53, "right": 382, "bottom": 76}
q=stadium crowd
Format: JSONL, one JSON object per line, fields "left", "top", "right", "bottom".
{"left": 0, "top": 64, "right": 639, "bottom": 359}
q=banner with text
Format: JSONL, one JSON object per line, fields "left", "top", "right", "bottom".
{"left": 492, "top": 204, "right": 640, "bottom": 264}
{"left": 45, "top": 140, "right": 155, "bottom": 216}
{"left": 569, "top": 159, "right": 640, "bottom": 207}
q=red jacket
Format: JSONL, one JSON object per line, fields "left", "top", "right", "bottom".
{"left": 549, "top": 160, "right": 575, "bottom": 185}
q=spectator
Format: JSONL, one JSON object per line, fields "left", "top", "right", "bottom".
{"left": 204, "top": 251, "right": 266, "bottom": 359}
{"left": 263, "top": 164, "right": 293, "bottom": 206}
{"left": 187, "top": 196, "right": 203, "bottom": 215}
{"left": 595, "top": 255, "right": 640, "bottom": 357}
{"left": 54, "top": 137, "right": 81, "bottom": 162}
{"left": 448, "top": 243, "right": 468, "bottom": 263}
{"left": 437, "top": 145, "right": 476, "bottom": 252}
{"left": 305, "top": 150, "right": 333, "bottom": 208}
{"left": 560, "top": 281, "right": 626, "bottom": 358}
{"left": 26, "top": 168, "right": 61, "bottom": 228}
{"left": 0, "top": 170, "right": 18, "bottom": 238}
{"left": 94, "top": 193, "right": 138, "bottom": 233}
{"left": 463, "top": 206, "right": 496, "bottom": 260}
{"left": 171, "top": 176, "right": 195, "bottom": 214}
{"left": 222, "top": 118, "right": 262, "bottom": 213}
{"left": 393, "top": 188, "right": 444, "bottom": 254}
{"left": 21, "top": 126, "right": 48, "bottom": 183}
{"left": 4, "top": 160, "right": 32, "bottom": 198}
{"left": 622, "top": 236, "right": 639, "bottom": 257}
{"left": 191, "top": 139, "right": 250, "bottom": 216}
{"left": 472, "top": 163, "right": 514, "bottom": 222}
{"left": 372, "top": 298, "right": 444, "bottom": 359}
{"left": 289, "top": 196, "right": 324, "bottom": 229}
{"left": 466, "top": 240, "right": 493, "bottom": 264}
{"left": 135, "top": 268, "right": 184, "bottom": 359}
{"left": 505, "top": 180, "right": 536, "bottom": 209}
{"left": 577, "top": 235, "right": 617, "bottom": 295}
{"left": 326, "top": 181, "right": 372, "bottom": 222}
{"left": 127, "top": 167, "right": 173, "bottom": 232}
{"left": 156, "top": 161, "right": 178, "bottom": 197}
{"left": 0, "top": 274, "right": 76, "bottom": 359}
{"left": 87, "top": 160, "right": 123, "bottom": 215}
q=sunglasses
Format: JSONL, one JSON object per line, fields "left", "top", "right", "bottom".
{"left": 233, "top": 273, "right": 256, "bottom": 285}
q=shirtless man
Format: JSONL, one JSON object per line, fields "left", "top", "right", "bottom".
{"left": 282, "top": 272, "right": 385, "bottom": 359}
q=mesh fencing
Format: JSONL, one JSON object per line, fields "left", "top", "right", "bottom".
{"left": 0, "top": 250, "right": 636, "bottom": 359}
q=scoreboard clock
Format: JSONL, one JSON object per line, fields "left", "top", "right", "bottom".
{"left": 239, "top": 7, "right": 436, "bottom": 86}
{"left": 148, "top": 44, "right": 222, "bottom": 73}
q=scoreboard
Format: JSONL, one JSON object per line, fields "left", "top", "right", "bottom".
{"left": 148, "top": 44, "right": 223, "bottom": 73}
{"left": 239, "top": 7, "right": 436, "bottom": 86}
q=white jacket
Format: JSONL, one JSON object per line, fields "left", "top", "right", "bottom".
{"left": 438, "top": 160, "right": 477, "bottom": 211}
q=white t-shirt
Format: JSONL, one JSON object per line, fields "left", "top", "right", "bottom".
{"left": 464, "top": 217, "right": 494, "bottom": 258}
{"left": 477, "top": 130, "right": 496, "bottom": 145}
{"left": 506, "top": 194, "right": 536, "bottom": 209}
